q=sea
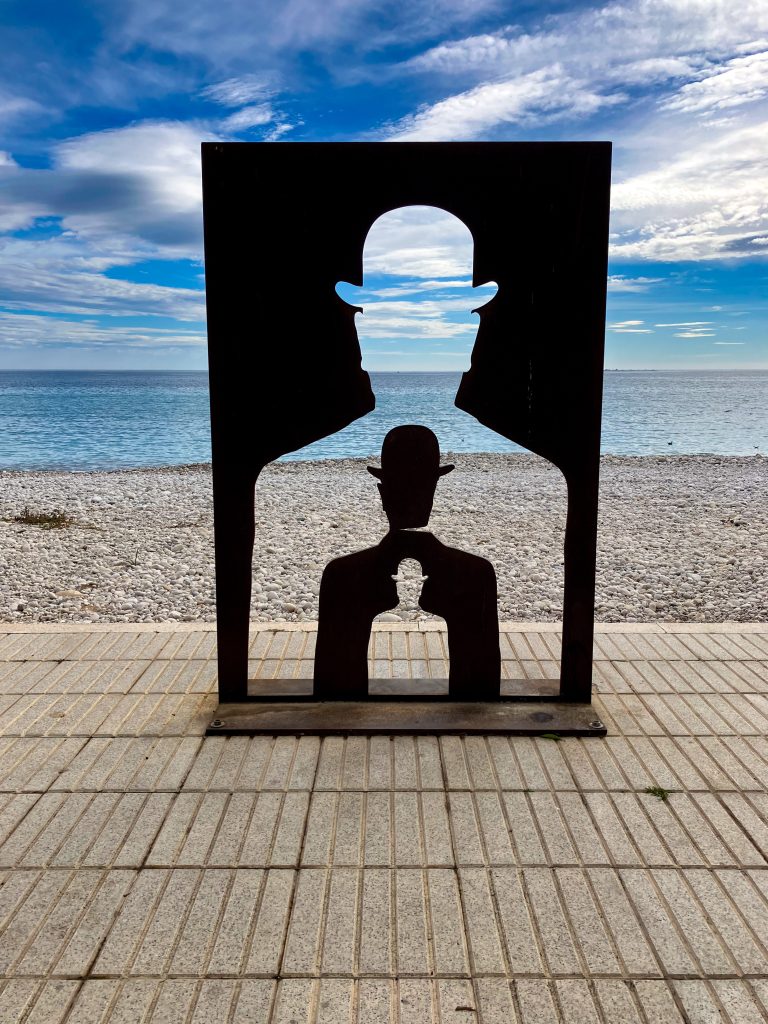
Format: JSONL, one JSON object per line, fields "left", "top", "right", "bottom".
{"left": 0, "top": 370, "right": 765, "bottom": 471}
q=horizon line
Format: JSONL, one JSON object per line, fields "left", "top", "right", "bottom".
{"left": 1, "top": 366, "right": 767, "bottom": 374}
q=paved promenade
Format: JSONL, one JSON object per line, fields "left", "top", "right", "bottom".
{"left": 0, "top": 621, "right": 767, "bottom": 1023}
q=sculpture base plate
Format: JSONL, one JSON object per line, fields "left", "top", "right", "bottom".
{"left": 207, "top": 692, "right": 606, "bottom": 736}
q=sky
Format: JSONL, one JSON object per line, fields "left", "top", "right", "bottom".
{"left": 0, "top": 0, "right": 766, "bottom": 371}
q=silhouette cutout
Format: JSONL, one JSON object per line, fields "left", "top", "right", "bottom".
{"left": 201, "top": 142, "right": 612, "bottom": 714}
{"left": 314, "top": 426, "right": 500, "bottom": 699}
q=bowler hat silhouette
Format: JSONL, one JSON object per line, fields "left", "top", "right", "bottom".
{"left": 367, "top": 425, "right": 455, "bottom": 481}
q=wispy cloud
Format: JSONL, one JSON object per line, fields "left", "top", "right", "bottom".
{"left": 385, "top": 0, "right": 768, "bottom": 133}
{"left": 262, "top": 120, "right": 300, "bottom": 141}
{"left": 608, "top": 320, "right": 654, "bottom": 333}
{"left": 364, "top": 279, "right": 477, "bottom": 298}
{"left": 358, "top": 206, "right": 475, "bottom": 278}
{"left": 350, "top": 293, "right": 488, "bottom": 340}
{"left": 112, "top": 0, "right": 501, "bottom": 64}
{"left": 0, "top": 312, "right": 205, "bottom": 349}
{"left": 662, "top": 50, "right": 768, "bottom": 115}
{"left": 0, "top": 88, "right": 44, "bottom": 125}
{"left": 387, "top": 67, "right": 625, "bottom": 140}
{"left": 0, "top": 238, "right": 206, "bottom": 320}
{"left": 220, "top": 104, "right": 275, "bottom": 132}
{"left": 201, "top": 74, "right": 275, "bottom": 106}
{"left": 607, "top": 276, "right": 663, "bottom": 292}
{"left": 381, "top": 1, "right": 768, "bottom": 262}
{"left": 611, "top": 121, "right": 768, "bottom": 261}
{"left": 1, "top": 120, "right": 214, "bottom": 254}
{"left": 0, "top": 0, "right": 766, "bottom": 372}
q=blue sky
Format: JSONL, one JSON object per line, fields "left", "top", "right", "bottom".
{"left": 0, "top": 0, "right": 766, "bottom": 370}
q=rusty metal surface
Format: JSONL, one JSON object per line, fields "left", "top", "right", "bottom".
{"left": 207, "top": 701, "right": 606, "bottom": 735}
{"left": 202, "top": 142, "right": 612, "bottom": 708}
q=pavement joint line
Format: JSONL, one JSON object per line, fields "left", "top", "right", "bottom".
{"left": 0, "top": 620, "right": 764, "bottom": 633}
{"left": 0, "top": 628, "right": 766, "bottom": 1023}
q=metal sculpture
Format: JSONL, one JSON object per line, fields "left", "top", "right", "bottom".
{"left": 201, "top": 141, "right": 611, "bottom": 734}
{"left": 314, "top": 425, "right": 500, "bottom": 699}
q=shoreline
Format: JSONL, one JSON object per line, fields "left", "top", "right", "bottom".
{"left": 1, "top": 451, "right": 766, "bottom": 476}
{"left": 1, "top": 453, "right": 765, "bottom": 625}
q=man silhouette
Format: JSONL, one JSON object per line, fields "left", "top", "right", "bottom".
{"left": 314, "top": 425, "right": 501, "bottom": 699}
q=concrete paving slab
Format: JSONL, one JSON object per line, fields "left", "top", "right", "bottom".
{"left": 0, "top": 621, "right": 766, "bottom": 1021}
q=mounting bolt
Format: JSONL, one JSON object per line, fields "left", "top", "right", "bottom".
{"left": 589, "top": 720, "right": 603, "bottom": 730}
{"left": 210, "top": 719, "right": 224, "bottom": 729}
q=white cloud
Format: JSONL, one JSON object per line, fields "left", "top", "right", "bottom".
{"left": 112, "top": 0, "right": 500, "bottom": 64}
{"left": 607, "top": 275, "right": 663, "bottom": 292}
{"left": 200, "top": 74, "right": 295, "bottom": 138}
{"left": 355, "top": 314, "right": 476, "bottom": 339}
{"left": 0, "top": 89, "right": 44, "bottom": 126}
{"left": 262, "top": 120, "right": 300, "bottom": 141}
{"left": 388, "top": 67, "right": 625, "bottom": 140}
{"left": 611, "top": 120, "right": 768, "bottom": 261}
{"left": 380, "top": 0, "right": 768, "bottom": 262}
{"left": 1, "top": 120, "right": 215, "bottom": 255}
{"left": 355, "top": 206, "right": 478, "bottom": 279}
{"left": 201, "top": 74, "right": 274, "bottom": 106}
{"left": 358, "top": 297, "right": 487, "bottom": 317}
{"left": 364, "top": 279, "right": 491, "bottom": 298}
{"left": 655, "top": 321, "right": 714, "bottom": 326}
{"left": 220, "top": 104, "right": 275, "bottom": 132}
{"left": 55, "top": 121, "right": 208, "bottom": 246}
{"left": 662, "top": 50, "right": 768, "bottom": 114}
{"left": 0, "top": 121, "right": 213, "bottom": 328}
{"left": 675, "top": 330, "right": 716, "bottom": 337}
{"left": 385, "top": 0, "right": 768, "bottom": 140}
{"left": 609, "top": 320, "right": 645, "bottom": 327}
{"left": 0, "top": 237, "right": 205, "bottom": 320}
{"left": 342, "top": 222, "right": 495, "bottom": 338}
{"left": 400, "top": 1, "right": 768, "bottom": 85}
{"left": 0, "top": 311, "right": 205, "bottom": 349}
{"left": 349, "top": 292, "right": 490, "bottom": 340}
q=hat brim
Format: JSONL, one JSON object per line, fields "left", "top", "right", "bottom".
{"left": 367, "top": 464, "right": 455, "bottom": 479}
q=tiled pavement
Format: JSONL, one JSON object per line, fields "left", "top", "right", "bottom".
{"left": 0, "top": 621, "right": 767, "bottom": 1023}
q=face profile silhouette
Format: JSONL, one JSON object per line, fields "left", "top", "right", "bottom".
{"left": 336, "top": 207, "right": 498, "bottom": 402}
{"left": 367, "top": 425, "right": 454, "bottom": 531}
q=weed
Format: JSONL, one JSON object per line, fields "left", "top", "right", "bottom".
{"left": 644, "top": 785, "right": 673, "bottom": 802}
{"left": 540, "top": 732, "right": 562, "bottom": 742}
{"left": 12, "top": 507, "right": 74, "bottom": 529}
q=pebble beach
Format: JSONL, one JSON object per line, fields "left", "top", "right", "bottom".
{"left": 0, "top": 453, "right": 765, "bottom": 624}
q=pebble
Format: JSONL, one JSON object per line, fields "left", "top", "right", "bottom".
{"left": 0, "top": 454, "right": 765, "bottom": 624}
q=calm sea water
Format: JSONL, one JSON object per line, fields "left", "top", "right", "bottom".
{"left": 0, "top": 370, "right": 765, "bottom": 471}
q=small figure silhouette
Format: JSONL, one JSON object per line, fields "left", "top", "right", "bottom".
{"left": 314, "top": 425, "right": 501, "bottom": 699}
